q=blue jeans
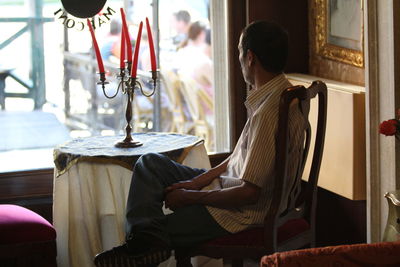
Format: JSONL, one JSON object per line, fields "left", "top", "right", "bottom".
{"left": 125, "top": 153, "right": 229, "bottom": 248}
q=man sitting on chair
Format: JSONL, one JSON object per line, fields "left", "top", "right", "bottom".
{"left": 95, "top": 20, "right": 304, "bottom": 266}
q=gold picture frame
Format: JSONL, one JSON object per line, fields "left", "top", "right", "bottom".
{"left": 315, "top": 0, "right": 364, "bottom": 67}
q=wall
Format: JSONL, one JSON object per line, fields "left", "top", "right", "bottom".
{"left": 288, "top": 74, "right": 366, "bottom": 200}
{"left": 228, "top": 0, "right": 248, "bottom": 144}
{"left": 316, "top": 187, "right": 366, "bottom": 246}
{"left": 0, "top": 169, "right": 54, "bottom": 223}
{"left": 365, "top": 0, "right": 399, "bottom": 242}
{"left": 308, "top": 0, "right": 365, "bottom": 86}
{"left": 248, "top": 0, "right": 365, "bottom": 85}
{"left": 248, "top": 0, "right": 309, "bottom": 74}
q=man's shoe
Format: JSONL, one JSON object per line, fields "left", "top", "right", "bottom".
{"left": 94, "top": 243, "right": 171, "bottom": 267}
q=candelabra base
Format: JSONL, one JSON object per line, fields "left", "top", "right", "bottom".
{"left": 115, "top": 139, "right": 143, "bottom": 148}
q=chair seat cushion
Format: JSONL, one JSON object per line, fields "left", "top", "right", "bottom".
{"left": 0, "top": 204, "right": 56, "bottom": 245}
{"left": 205, "top": 219, "right": 310, "bottom": 246}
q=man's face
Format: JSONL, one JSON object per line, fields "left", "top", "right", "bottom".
{"left": 238, "top": 34, "right": 253, "bottom": 86}
{"left": 172, "top": 16, "right": 187, "bottom": 34}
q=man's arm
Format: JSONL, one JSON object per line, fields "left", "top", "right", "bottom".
{"left": 165, "top": 181, "right": 261, "bottom": 210}
{"left": 165, "top": 156, "right": 230, "bottom": 192}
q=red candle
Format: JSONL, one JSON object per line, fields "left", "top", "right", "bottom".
{"left": 131, "top": 21, "right": 143, "bottom": 78}
{"left": 87, "top": 19, "right": 105, "bottom": 74}
{"left": 120, "top": 27, "right": 126, "bottom": 69}
{"left": 145, "top": 17, "right": 156, "bottom": 71}
{"left": 120, "top": 8, "right": 132, "bottom": 63}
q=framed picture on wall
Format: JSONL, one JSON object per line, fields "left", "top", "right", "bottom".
{"left": 315, "top": 0, "right": 364, "bottom": 67}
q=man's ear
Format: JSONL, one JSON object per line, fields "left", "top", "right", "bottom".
{"left": 247, "top": 49, "right": 255, "bottom": 67}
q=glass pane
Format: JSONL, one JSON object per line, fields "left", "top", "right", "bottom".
{"left": 157, "top": 0, "right": 214, "bottom": 151}
{"left": 0, "top": 0, "right": 226, "bottom": 172}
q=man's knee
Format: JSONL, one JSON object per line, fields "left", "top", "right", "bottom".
{"left": 139, "top": 152, "right": 164, "bottom": 163}
{"left": 132, "top": 153, "right": 176, "bottom": 188}
{"left": 138, "top": 153, "right": 169, "bottom": 166}
{"left": 135, "top": 153, "right": 172, "bottom": 173}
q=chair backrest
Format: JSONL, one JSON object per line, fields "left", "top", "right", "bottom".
{"left": 178, "top": 74, "right": 203, "bottom": 122}
{"left": 173, "top": 81, "right": 328, "bottom": 266}
{"left": 159, "top": 70, "right": 188, "bottom": 133}
{"left": 264, "top": 81, "right": 328, "bottom": 251}
{"left": 160, "top": 70, "right": 182, "bottom": 110}
{"left": 178, "top": 74, "right": 215, "bottom": 149}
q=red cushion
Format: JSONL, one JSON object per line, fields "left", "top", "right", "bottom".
{"left": 277, "top": 218, "right": 310, "bottom": 243}
{"left": 206, "top": 219, "right": 310, "bottom": 246}
{"left": 0, "top": 204, "right": 56, "bottom": 245}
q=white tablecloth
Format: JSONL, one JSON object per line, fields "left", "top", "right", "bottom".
{"left": 53, "top": 135, "right": 221, "bottom": 267}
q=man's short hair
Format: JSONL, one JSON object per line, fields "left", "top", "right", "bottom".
{"left": 174, "top": 10, "right": 191, "bottom": 24}
{"left": 240, "top": 21, "right": 288, "bottom": 73}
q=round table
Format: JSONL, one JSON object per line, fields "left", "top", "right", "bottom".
{"left": 53, "top": 133, "right": 211, "bottom": 267}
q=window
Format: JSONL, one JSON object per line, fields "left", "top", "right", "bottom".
{"left": 0, "top": 0, "right": 230, "bottom": 172}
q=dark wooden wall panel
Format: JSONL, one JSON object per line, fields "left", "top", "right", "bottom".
{"left": 0, "top": 169, "right": 54, "bottom": 223}
{"left": 0, "top": 169, "right": 53, "bottom": 201}
{"left": 246, "top": 0, "right": 365, "bottom": 246}
{"left": 228, "top": 0, "right": 248, "bottom": 145}
{"left": 316, "top": 187, "right": 366, "bottom": 246}
{"left": 247, "top": 0, "right": 309, "bottom": 74}
{"left": 308, "top": 1, "right": 365, "bottom": 86}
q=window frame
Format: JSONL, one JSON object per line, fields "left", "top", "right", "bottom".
{"left": 0, "top": 0, "right": 248, "bottom": 210}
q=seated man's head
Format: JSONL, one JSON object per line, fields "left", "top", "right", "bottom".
{"left": 238, "top": 21, "right": 288, "bottom": 86}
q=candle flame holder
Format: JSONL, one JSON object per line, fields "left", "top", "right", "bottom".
{"left": 98, "top": 66, "right": 158, "bottom": 148}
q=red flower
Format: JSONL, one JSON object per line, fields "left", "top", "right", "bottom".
{"left": 379, "top": 119, "right": 398, "bottom": 136}
{"left": 379, "top": 109, "right": 400, "bottom": 140}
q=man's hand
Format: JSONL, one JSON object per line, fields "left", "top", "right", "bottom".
{"left": 165, "top": 156, "right": 229, "bottom": 194}
{"left": 165, "top": 189, "right": 191, "bottom": 211}
{"left": 165, "top": 181, "right": 260, "bottom": 211}
{"left": 165, "top": 180, "right": 201, "bottom": 194}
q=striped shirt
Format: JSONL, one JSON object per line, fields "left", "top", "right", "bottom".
{"left": 203, "top": 74, "right": 304, "bottom": 233}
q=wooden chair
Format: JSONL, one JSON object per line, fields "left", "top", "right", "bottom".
{"left": 160, "top": 70, "right": 192, "bottom": 133}
{"left": 175, "top": 80, "right": 328, "bottom": 266}
{"left": 178, "top": 75, "right": 214, "bottom": 150}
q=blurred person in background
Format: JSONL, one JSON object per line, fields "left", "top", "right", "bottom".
{"left": 204, "top": 28, "right": 212, "bottom": 59}
{"left": 100, "top": 19, "right": 123, "bottom": 63}
{"left": 171, "top": 10, "right": 191, "bottom": 48}
{"left": 176, "top": 21, "right": 213, "bottom": 98}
